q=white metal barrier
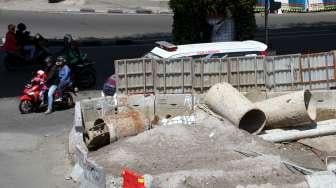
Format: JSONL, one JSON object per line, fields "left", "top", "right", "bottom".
{"left": 115, "top": 51, "right": 336, "bottom": 94}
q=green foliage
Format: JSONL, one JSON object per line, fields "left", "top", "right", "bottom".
{"left": 169, "top": 0, "right": 257, "bottom": 43}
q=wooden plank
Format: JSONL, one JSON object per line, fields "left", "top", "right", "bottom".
{"left": 125, "top": 60, "right": 128, "bottom": 94}
{"left": 182, "top": 59, "right": 185, "bottom": 93}
{"left": 307, "top": 54, "right": 312, "bottom": 90}
{"left": 164, "top": 60, "right": 167, "bottom": 94}
{"left": 272, "top": 57, "right": 276, "bottom": 90}
{"left": 325, "top": 53, "right": 330, "bottom": 89}
{"left": 254, "top": 56, "right": 257, "bottom": 88}
{"left": 236, "top": 58, "right": 240, "bottom": 91}
{"left": 143, "top": 59, "right": 146, "bottom": 93}
{"left": 201, "top": 59, "right": 204, "bottom": 93}
{"left": 299, "top": 56, "right": 304, "bottom": 88}
{"left": 333, "top": 51, "right": 336, "bottom": 80}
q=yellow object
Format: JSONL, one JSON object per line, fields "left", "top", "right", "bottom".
{"left": 138, "top": 178, "right": 144, "bottom": 184}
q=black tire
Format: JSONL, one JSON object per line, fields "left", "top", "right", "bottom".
{"left": 19, "top": 100, "right": 34, "bottom": 114}
{"left": 77, "top": 70, "right": 96, "bottom": 89}
{"left": 63, "top": 93, "right": 75, "bottom": 108}
{"left": 4, "top": 56, "right": 15, "bottom": 71}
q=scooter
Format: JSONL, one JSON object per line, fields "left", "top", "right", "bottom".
{"left": 19, "top": 82, "right": 75, "bottom": 114}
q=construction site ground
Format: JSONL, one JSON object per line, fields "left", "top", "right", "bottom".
{"left": 81, "top": 92, "right": 336, "bottom": 187}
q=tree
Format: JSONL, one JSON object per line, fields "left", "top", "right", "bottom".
{"left": 169, "top": 0, "right": 257, "bottom": 44}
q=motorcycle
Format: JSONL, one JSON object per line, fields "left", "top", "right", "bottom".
{"left": 4, "top": 34, "right": 51, "bottom": 71}
{"left": 19, "top": 82, "right": 75, "bottom": 114}
{"left": 70, "top": 58, "right": 96, "bottom": 89}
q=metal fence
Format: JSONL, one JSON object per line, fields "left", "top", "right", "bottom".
{"left": 115, "top": 51, "right": 336, "bottom": 94}
{"left": 255, "top": 0, "right": 336, "bottom": 12}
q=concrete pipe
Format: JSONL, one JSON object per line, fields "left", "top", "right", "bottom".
{"left": 103, "top": 106, "right": 151, "bottom": 143}
{"left": 255, "top": 90, "right": 316, "bottom": 129}
{"left": 204, "top": 83, "right": 266, "bottom": 134}
{"left": 259, "top": 119, "right": 336, "bottom": 142}
{"left": 84, "top": 106, "right": 151, "bottom": 150}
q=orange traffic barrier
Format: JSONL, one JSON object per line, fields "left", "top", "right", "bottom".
{"left": 122, "top": 168, "right": 145, "bottom": 188}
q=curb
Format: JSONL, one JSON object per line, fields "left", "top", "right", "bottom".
{"left": 69, "top": 102, "right": 107, "bottom": 188}
{"left": 0, "top": 7, "right": 173, "bottom": 15}
{"left": 68, "top": 8, "right": 173, "bottom": 15}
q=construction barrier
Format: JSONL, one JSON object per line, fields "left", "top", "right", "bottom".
{"left": 115, "top": 51, "right": 336, "bottom": 95}
{"left": 255, "top": 0, "right": 336, "bottom": 12}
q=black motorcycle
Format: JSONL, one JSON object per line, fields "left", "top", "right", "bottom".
{"left": 70, "top": 59, "right": 96, "bottom": 89}
{"left": 4, "top": 34, "right": 51, "bottom": 71}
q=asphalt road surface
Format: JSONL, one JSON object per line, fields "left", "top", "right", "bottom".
{"left": 0, "top": 10, "right": 172, "bottom": 39}
{"left": 0, "top": 43, "right": 152, "bottom": 187}
{"left": 0, "top": 10, "right": 335, "bottom": 39}
{"left": 1, "top": 10, "right": 335, "bottom": 53}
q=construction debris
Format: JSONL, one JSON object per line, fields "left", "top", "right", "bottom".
{"left": 72, "top": 82, "right": 336, "bottom": 187}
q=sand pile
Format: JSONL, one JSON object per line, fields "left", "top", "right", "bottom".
{"left": 89, "top": 108, "right": 324, "bottom": 187}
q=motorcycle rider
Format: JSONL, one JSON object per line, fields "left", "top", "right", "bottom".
{"left": 16, "top": 23, "right": 35, "bottom": 61}
{"left": 31, "top": 70, "right": 48, "bottom": 106}
{"left": 44, "top": 57, "right": 59, "bottom": 114}
{"left": 62, "top": 34, "right": 86, "bottom": 66}
{"left": 55, "top": 56, "right": 71, "bottom": 101}
{"left": 102, "top": 74, "right": 117, "bottom": 97}
{"left": 1, "top": 24, "right": 19, "bottom": 55}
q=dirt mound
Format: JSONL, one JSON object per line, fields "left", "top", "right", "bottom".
{"left": 89, "top": 109, "right": 324, "bottom": 187}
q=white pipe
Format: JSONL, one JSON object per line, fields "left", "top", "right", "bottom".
{"left": 259, "top": 119, "right": 336, "bottom": 142}
{"left": 204, "top": 83, "right": 266, "bottom": 134}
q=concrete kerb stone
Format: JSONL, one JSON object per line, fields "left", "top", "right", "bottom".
{"left": 79, "top": 8, "right": 95, "bottom": 13}
{"left": 135, "top": 9, "right": 153, "bottom": 14}
{"left": 69, "top": 102, "right": 86, "bottom": 156}
{"left": 69, "top": 101, "right": 107, "bottom": 188}
{"left": 78, "top": 8, "right": 172, "bottom": 14}
{"left": 62, "top": 8, "right": 172, "bottom": 14}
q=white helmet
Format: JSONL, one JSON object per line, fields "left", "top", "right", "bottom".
{"left": 37, "top": 70, "right": 45, "bottom": 76}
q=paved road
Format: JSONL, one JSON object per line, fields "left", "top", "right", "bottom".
{"left": 0, "top": 43, "right": 152, "bottom": 187}
{"left": 1, "top": 10, "right": 335, "bottom": 54}
{"left": 0, "top": 10, "right": 336, "bottom": 39}
{"left": 0, "top": 97, "right": 77, "bottom": 188}
{"left": 0, "top": 49, "right": 105, "bottom": 187}
{"left": 0, "top": 10, "right": 172, "bottom": 39}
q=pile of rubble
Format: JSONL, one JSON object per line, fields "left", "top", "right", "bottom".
{"left": 74, "top": 82, "right": 336, "bottom": 187}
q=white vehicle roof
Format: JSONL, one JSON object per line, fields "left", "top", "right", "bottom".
{"left": 150, "top": 40, "right": 267, "bottom": 59}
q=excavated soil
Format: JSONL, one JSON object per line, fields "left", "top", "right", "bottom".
{"left": 89, "top": 108, "right": 325, "bottom": 187}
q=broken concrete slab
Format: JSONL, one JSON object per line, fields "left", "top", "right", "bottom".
{"left": 298, "top": 135, "right": 336, "bottom": 154}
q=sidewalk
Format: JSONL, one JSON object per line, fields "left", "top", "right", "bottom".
{"left": 0, "top": 0, "right": 171, "bottom": 14}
